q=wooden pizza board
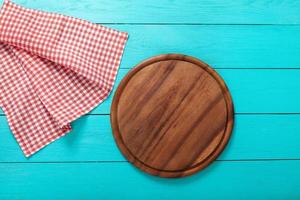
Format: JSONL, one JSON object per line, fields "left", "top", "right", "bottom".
{"left": 111, "top": 54, "right": 234, "bottom": 178}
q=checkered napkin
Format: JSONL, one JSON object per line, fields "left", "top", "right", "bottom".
{"left": 0, "top": 0, "right": 128, "bottom": 157}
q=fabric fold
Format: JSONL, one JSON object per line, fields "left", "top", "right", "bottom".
{"left": 0, "top": 0, "right": 128, "bottom": 157}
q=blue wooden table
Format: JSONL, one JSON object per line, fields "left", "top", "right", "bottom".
{"left": 0, "top": 0, "right": 300, "bottom": 199}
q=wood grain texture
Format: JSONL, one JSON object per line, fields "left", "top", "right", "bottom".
{"left": 0, "top": 161, "right": 300, "bottom": 200}
{"left": 8, "top": 0, "right": 300, "bottom": 24}
{"left": 101, "top": 25, "right": 300, "bottom": 69}
{"left": 111, "top": 54, "right": 234, "bottom": 177}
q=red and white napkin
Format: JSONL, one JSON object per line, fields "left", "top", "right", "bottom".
{"left": 0, "top": 0, "right": 128, "bottom": 157}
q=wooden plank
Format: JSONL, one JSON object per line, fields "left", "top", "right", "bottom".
{"left": 1, "top": 115, "right": 300, "bottom": 162}
{"left": 0, "top": 161, "right": 300, "bottom": 199}
{"left": 1, "top": 67, "right": 300, "bottom": 115}
{"left": 1, "top": 25, "right": 298, "bottom": 69}
{"left": 8, "top": 0, "right": 300, "bottom": 24}
{"left": 1, "top": 68, "right": 300, "bottom": 115}
{"left": 111, "top": 25, "right": 300, "bottom": 69}
{"left": 1, "top": 24, "right": 298, "bottom": 69}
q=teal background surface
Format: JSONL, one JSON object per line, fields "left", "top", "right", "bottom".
{"left": 0, "top": 0, "right": 300, "bottom": 199}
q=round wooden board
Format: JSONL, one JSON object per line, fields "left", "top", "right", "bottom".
{"left": 111, "top": 54, "right": 234, "bottom": 178}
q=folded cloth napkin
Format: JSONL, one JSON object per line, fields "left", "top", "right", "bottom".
{"left": 0, "top": 0, "right": 128, "bottom": 157}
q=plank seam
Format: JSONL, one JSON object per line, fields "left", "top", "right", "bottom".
{"left": 121, "top": 68, "right": 300, "bottom": 70}
{"left": 97, "top": 23, "right": 300, "bottom": 26}
{"left": 1, "top": 158, "right": 300, "bottom": 164}
{"left": 2, "top": 113, "right": 300, "bottom": 116}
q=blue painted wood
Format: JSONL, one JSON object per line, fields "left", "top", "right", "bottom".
{"left": 115, "top": 25, "right": 300, "bottom": 69}
{"left": 0, "top": 161, "right": 300, "bottom": 199}
{"left": 0, "top": 0, "right": 299, "bottom": 199}
{"left": 4, "top": 0, "right": 300, "bottom": 24}
{"left": 1, "top": 115, "right": 300, "bottom": 162}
